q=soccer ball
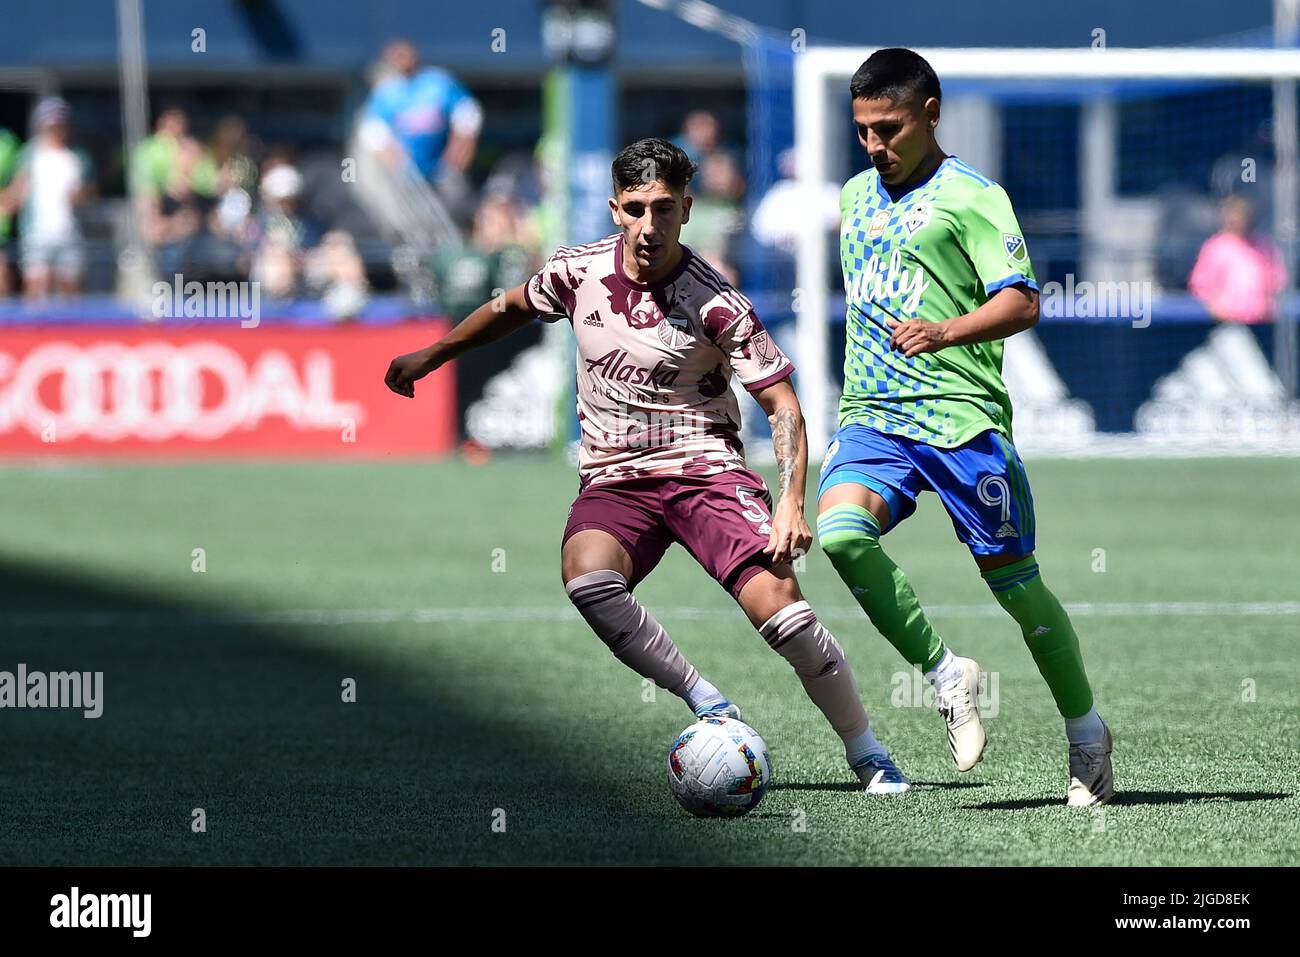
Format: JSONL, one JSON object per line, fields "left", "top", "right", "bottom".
{"left": 666, "top": 717, "right": 772, "bottom": 818}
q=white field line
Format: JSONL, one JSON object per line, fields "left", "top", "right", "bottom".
{"left": 3, "top": 601, "right": 1299, "bottom": 628}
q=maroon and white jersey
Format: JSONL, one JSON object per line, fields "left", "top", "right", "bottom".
{"left": 523, "top": 233, "right": 794, "bottom": 488}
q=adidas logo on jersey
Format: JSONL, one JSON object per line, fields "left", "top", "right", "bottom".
{"left": 995, "top": 521, "right": 1019, "bottom": 539}
{"left": 582, "top": 312, "right": 603, "bottom": 327}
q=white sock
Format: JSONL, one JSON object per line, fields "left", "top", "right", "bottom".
{"left": 684, "top": 676, "right": 725, "bottom": 714}
{"left": 844, "top": 726, "right": 888, "bottom": 768}
{"left": 1065, "top": 706, "right": 1105, "bottom": 746}
{"left": 924, "top": 648, "right": 962, "bottom": 688}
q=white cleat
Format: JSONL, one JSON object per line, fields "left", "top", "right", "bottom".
{"left": 935, "top": 656, "right": 987, "bottom": 772}
{"left": 1067, "top": 722, "right": 1114, "bottom": 807}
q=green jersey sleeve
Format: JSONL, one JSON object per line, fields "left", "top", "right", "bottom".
{"left": 960, "top": 184, "right": 1037, "bottom": 296}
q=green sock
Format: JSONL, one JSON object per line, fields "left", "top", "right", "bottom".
{"left": 817, "top": 504, "right": 946, "bottom": 672}
{"left": 982, "top": 555, "right": 1094, "bottom": 719}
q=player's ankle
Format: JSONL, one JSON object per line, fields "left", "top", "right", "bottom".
{"left": 924, "top": 648, "right": 962, "bottom": 687}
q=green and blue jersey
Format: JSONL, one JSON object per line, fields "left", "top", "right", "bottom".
{"left": 837, "top": 156, "right": 1036, "bottom": 447}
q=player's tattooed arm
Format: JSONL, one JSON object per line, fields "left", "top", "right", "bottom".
{"left": 770, "top": 407, "right": 800, "bottom": 499}
{"left": 384, "top": 283, "right": 537, "bottom": 398}
{"left": 752, "top": 379, "right": 812, "bottom": 565}
{"left": 888, "top": 285, "right": 1039, "bottom": 357}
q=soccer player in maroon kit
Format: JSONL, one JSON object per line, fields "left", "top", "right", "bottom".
{"left": 385, "top": 138, "right": 909, "bottom": 792}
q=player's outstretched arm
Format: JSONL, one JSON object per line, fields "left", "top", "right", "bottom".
{"left": 384, "top": 283, "right": 537, "bottom": 398}
{"left": 752, "top": 378, "right": 812, "bottom": 565}
{"left": 888, "top": 284, "right": 1039, "bottom": 358}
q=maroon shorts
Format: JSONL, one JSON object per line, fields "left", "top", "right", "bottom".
{"left": 562, "top": 468, "right": 775, "bottom": 598}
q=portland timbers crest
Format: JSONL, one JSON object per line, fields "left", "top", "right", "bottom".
{"left": 658, "top": 311, "right": 694, "bottom": 349}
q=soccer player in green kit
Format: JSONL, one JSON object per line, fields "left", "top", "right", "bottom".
{"left": 815, "top": 48, "right": 1113, "bottom": 806}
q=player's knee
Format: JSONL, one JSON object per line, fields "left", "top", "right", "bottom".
{"left": 980, "top": 554, "right": 1041, "bottom": 605}
{"left": 561, "top": 544, "right": 611, "bottom": 586}
{"left": 560, "top": 530, "right": 634, "bottom": 586}
{"left": 736, "top": 564, "right": 802, "bottom": 627}
{"left": 819, "top": 527, "right": 878, "bottom": 574}
{"left": 817, "top": 505, "right": 883, "bottom": 574}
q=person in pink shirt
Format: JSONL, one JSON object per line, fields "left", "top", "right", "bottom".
{"left": 1188, "top": 195, "right": 1286, "bottom": 324}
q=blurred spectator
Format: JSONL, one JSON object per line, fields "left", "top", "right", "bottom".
{"left": 1210, "top": 120, "right": 1275, "bottom": 235}
{"left": 1188, "top": 195, "right": 1286, "bottom": 324}
{"left": 0, "top": 125, "right": 20, "bottom": 295}
{"left": 305, "top": 230, "right": 369, "bottom": 318}
{"left": 481, "top": 151, "right": 544, "bottom": 249}
{"left": 1152, "top": 183, "right": 1219, "bottom": 291}
{"left": 359, "top": 39, "right": 482, "bottom": 221}
{"left": 250, "top": 162, "right": 367, "bottom": 316}
{"left": 752, "top": 148, "right": 841, "bottom": 254}
{"left": 431, "top": 194, "right": 532, "bottom": 322}
{"left": 132, "top": 108, "right": 219, "bottom": 275}
{"left": 0, "top": 98, "right": 95, "bottom": 299}
{"left": 132, "top": 107, "right": 217, "bottom": 202}
{"left": 678, "top": 151, "right": 745, "bottom": 284}
{"left": 251, "top": 164, "right": 322, "bottom": 298}
{"left": 207, "top": 115, "right": 261, "bottom": 249}
{"left": 673, "top": 110, "right": 743, "bottom": 195}
{"left": 432, "top": 193, "right": 536, "bottom": 440}
{"left": 674, "top": 111, "right": 723, "bottom": 167}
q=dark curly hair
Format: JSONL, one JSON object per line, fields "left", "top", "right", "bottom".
{"left": 611, "top": 137, "right": 698, "bottom": 195}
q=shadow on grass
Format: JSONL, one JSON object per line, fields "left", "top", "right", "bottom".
{"left": 964, "top": 790, "right": 1293, "bottom": 811}
{"left": 0, "top": 559, "right": 747, "bottom": 865}
{"left": 774, "top": 780, "right": 987, "bottom": 793}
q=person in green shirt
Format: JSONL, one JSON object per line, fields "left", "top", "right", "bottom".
{"left": 0, "top": 126, "right": 21, "bottom": 295}
{"left": 131, "top": 106, "right": 218, "bottom": 199}
{"left": 815, "top": 48, "right": 1113, "bottom": 806}
{"left": 131, "top": 107, "right": 219, "bottom": 273}
{"left": 430, "top": 194, "right": 536, "bottom": 439}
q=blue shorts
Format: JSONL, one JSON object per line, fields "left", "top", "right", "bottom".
{"left": 817, "top": 424, "right": 1036, "bottom": 557}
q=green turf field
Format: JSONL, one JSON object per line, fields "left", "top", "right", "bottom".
{"left": 1, "top": 455, "right": 1297, "bottom": 865}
